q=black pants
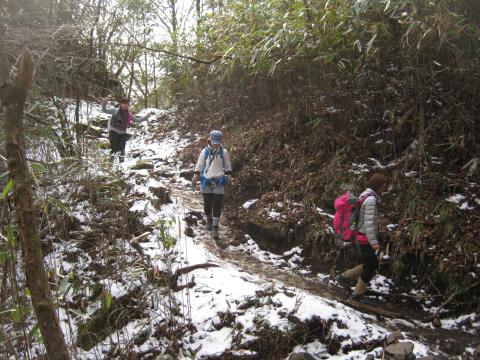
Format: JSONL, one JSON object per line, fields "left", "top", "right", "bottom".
{"left": 355, "top": 243, "right": 378, "bottom": 283}
{"left": 203, "top": 193, "right": 223, "bottom": 218}
{"left": 109, "top": 130, "right": 128, "bottom": 162}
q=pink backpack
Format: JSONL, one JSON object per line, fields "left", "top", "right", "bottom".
{"left": 333, "top": 192, "right": 371, "bottom": 242}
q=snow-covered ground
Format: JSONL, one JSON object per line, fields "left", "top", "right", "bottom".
{"left": 33, "top": 102, "right": 478, "bottom": 359}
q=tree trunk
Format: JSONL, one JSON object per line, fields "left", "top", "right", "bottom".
{"left": 153, "top": 60, "right": 159, "bottom": 108}
{"left": 75, "top": 90, "right": 81, "bottom": 155}
{"left": 128, "top": 56, "right": 135, "bottom": 100}
{"left": 0, "top": 43, "right": 70, "bottom": 359}
{"left": 144, "top": 49, "right": 149, "bottom": 108}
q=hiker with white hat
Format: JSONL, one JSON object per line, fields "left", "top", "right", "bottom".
{"left": 192, "top": 130, "right": 232, "bottom": 239}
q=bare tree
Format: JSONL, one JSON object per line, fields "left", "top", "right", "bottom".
{"left": 0, "top": 26, "right": 70, "bottom": 360}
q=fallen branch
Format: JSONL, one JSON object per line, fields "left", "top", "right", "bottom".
{"left": 342, "top": 298, "right": 415, "bottom": 323}
{"left": 151, "top": 263, "right": 219, "bottom": 292}
{"left": 130, "top": 231, "right": 150, "bottom": 243}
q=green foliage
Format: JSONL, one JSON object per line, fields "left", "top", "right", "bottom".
{"left": 175, "top": 0, "right": 480, "bottom": 149}
{"left": 433, "top": 200, "right": 459, "bottom": 238}
{"left": 155, "top": 218, "right": 176, "bottom": 250}
{"left": 0, "top": 179, "right": 13, "bottom": 200}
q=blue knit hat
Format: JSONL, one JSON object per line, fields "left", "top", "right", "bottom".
{"left": 210, "top": 130, "right": 222, "bottom": 145}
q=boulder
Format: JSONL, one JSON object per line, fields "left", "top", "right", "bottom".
{"left": 387, "top": 330, "right": 405, "bottom": 345}
{"left": 384, "top": 342, "right": 415, "bottom": 360}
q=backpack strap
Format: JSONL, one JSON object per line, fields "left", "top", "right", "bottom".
{"left": 200, "top": 146, "right": 226, "bottom": 190}
{"left": 357, "top": 192, "right": 375, "bottom": 206}
{"left": 203, "top": 146, "right": 225, "bottom": 174}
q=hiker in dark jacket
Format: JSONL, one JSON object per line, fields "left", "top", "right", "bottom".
{"left": 102, "top": 98, "right": 150, "bottom": 162}
{"left": 337, "top": 173, "right": 389, "bottom": 300}
{"left": 191, "top": 130, "right": 232, "bottom": 239}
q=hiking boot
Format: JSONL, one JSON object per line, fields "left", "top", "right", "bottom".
{"left": 211, "top": 225, "right": 219, "bottom": 239}
{"left": 205, "top": 221, "right": 212, "bottom": 231}
{"left": 350, "top": 278, "right": 368, "bottom": 301}
{"left": 336, "top": 274, "right": 351, "bottom": 291}
{"left": 350, "top": 292, "right": 364, "bottom": 301}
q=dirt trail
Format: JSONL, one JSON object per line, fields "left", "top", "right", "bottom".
{"left": 169, "top": 185, "right": 480, "bottom": 350}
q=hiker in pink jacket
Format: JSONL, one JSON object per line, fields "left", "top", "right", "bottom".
{"left": 337, "top": 173, "right": 389, "bottom": 300}
{"left": 102, "top": 98, "right": 150, "bottom": 162}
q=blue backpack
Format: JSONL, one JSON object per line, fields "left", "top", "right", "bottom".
{"left": 200, "top": 147, "right": 226, "bottom": 190}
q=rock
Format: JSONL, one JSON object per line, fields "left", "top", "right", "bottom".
{"left": 384, "top": 342, "right": 415, "bottom": 360}
{"left": 387, "top": 330, "right": 405, "bottom": 345}
{"left": 131, "top": 160, "right": 154, "bottom": 170}
{"left": 184, "top": 227, "right": 194, "bottom": 237}
{"left": 289, "top": 352, "right": 316, "bottom": 360}
{"left": 439, "top": 339, "right": 464, "bottom": 355}
{"left": 366, "top": 355, "right": 375, "bottom": 360}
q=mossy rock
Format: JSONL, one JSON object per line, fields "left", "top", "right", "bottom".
{"left": 77, "top": 287, "right": 143, "bottom": 350}
{"left": 130, "top": 160, "right": 154, "bottom": 170}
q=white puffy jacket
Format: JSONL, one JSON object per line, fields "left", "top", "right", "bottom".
{"left": 357, "top": 188, "right": 380, "bottom": 247}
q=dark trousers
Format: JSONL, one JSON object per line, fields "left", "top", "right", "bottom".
{"left": 355, "top": 243, "right": 378, "bottom": 283}
{"left": 203, "top": 193, "right": 223, "bottom": 219}
{"left": 109, "top": 131, "right": 128, "bottom": 162}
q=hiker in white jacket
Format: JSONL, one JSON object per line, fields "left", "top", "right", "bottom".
{"left": 337, "top": 173, "right": 388, "bottom": 301}
{"left": 192, "top": 130, "right": 232, "bottom": 239}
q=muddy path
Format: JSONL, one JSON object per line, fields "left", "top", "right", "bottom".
{"left": 169, "top": 184, "right": 480, "bottom": 350}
